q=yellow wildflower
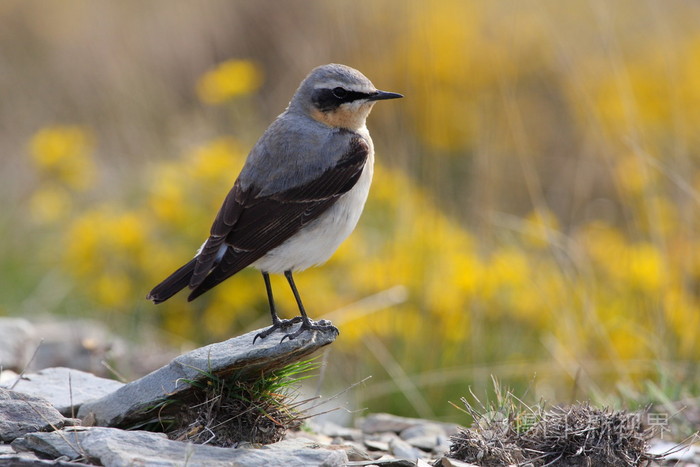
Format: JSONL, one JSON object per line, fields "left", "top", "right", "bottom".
{"left": 196, "top": 59, "right": 263, "bottom": 104}
{"left": 188, "top": 137, "right": 244, "bottom": 185}
{"left": 29, "top": 125, "right": 95, "bottom": 191}
{"left": 94, "top": 273, "right": 131, "bottom": 308}
{"left": 626, "top": 243, "right": 664, "bottom": 292}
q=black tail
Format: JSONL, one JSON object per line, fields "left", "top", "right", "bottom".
{"left": 186, "top": 260, "right": 247, "bottom": 302}
{"left": 147, "top": 258, "right": 197, "bottom": 304}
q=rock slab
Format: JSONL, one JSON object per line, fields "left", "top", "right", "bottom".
{"left": 360, "top": 413, "right": 461, "bottom": 436}
{"left": 0, "top": 318, "right": 36, "bottom": 371}
{"left": 0, "top": 389, "right": 76, "bottom": 442}
{"left": 78, "top": 324, "right": 337, "bottom": 427}
{"left": 1, "top": 367, "right": 124, "bottom": 416}
{"left": 13, "top": 427, "right": 348, "bottom": 467}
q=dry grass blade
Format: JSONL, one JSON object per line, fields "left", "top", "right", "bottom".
{"left": 517, "top": 403, "right": 658, "bottom": 466}
{"left": 448, "top": 386, "right": 664, "bottom": 466}
{"left": 151, "top": 358, "right": 320, "bottom": 447}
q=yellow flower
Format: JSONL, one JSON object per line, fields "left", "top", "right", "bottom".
{"left": 64, "top": 210, "right": 102, "bottom": 276}
{"left": 149, "top": 165, "right": 186, "bottom": 226}
{"left": 663, "top": 289, "right": 700, "bottom": 358}
{"left": 196, "top": 59, "right": 263, "bottom": 104}
{"left": 112, "top": 212, "right": 146, "bottom": 251}
{"left": 626, "top": 243, "right": 664, "bottom": 292}
{"left": 29, "top": 125, "right": 95, "bottom": 191}
{"left": 94, "top": 273, "right": 131, "bottom": 308}
{"left": 188, "top": 137, "right": 244, "bottom": 185}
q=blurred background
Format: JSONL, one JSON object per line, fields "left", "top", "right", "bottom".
{"left": 2, "top": 0, "right": 700, "bottom": 422}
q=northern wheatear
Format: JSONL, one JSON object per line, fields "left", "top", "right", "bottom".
{"left": 147, "top": 64, "right": 402, "bottom": 342}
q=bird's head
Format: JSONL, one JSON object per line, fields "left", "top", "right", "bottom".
{"left": 289, "top": 64, "right": 403, "bottom": 131}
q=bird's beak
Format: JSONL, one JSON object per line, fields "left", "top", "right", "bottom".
{"left": 368, "top": 90, "right": 404, "bottom": 101}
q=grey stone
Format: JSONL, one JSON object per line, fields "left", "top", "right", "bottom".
{"left": 648, "top": 439, "right": 697, "bottom": 461}
{"left": 78, "top": 324, "right": 337, "bottom": 428}
{"left": 13, "top": 426, "right": 348, "bottom": 467}
{"left": 399, "top": 423, "right": 446, "bottom": 440}
{"left": 29, "top": 319, "right": 127, "bottom": 376}
{"left": 312, "top": 420, "right": 364, "bottom": 441}
{"left": 354, "top": 456, "right": 417, "bottom": 466}
{"left": 284, "top": 429, "right": 333, "bottom": 445}
{"left": 364, "top": 438, "right": 390, "bottom": 452}
{"left": 405, "top": 435, "right": 440, "bottom": 451}
{"left": 0, "top": 389, "right": 73, "bottom": 442}
{"left": 78, "top": 326, "right": 337, "bottom": 427}
{"left": 0, "top": 442, "right": 88, "bottom": 467}
{"left": 0, "top": 318, "right": 36, "bottom": 372}
{"left": 434, "top": 436, "right": 451, "bottom": 456}
{"left": 1, "top": 367, "right": 124, "bottom": 416}
{"left": 360, "top": 413, "right": 462, "bottom": 436}
{"left": 389, "top": 436, "right": 422, "bottom": 460}
{"left": 344, "top": 446, "right": 374, "bottom": 462}
{"left": 0, "top": 370, "right": 19, "bottom": 384}
{"left": 400, "top": 423, "right": 448, "bottom": 452}
{"left": 0, "top": 445, "right": 13, "bottom": 455}
{"left": 340, "top": 439, "right": 384, "bottom": 461}
{"left": 434, "top": 457, "right": 481, "bottom": 467}
{"left": 26, "top": 319, "right": 180, "bottom": 379}
{"left": 0, "top": 449, "right": 87, "bottom": 467}
{"left": 328, "top": 440, "right": 373, "bottom": 461}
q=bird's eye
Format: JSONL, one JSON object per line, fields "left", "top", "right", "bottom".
{"left": 332, "top": 87, "right": 348, "bottom": 99}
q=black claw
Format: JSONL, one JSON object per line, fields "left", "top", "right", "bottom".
{"left": 254, "top": 271, "right": 338, "bottom": 344}
{"left": 279, "top": 318, "right": 339, "bottom": 343}
{"left": 253, "top": 316, "right": 303, "bottom": 343}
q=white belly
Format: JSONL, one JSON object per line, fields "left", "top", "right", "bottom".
{"left": 252, "top": 151, "right": 374, "bottom": 274}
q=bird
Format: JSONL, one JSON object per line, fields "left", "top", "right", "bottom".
{"left": 147, "top": 63, "right": 403, "bottom": 342}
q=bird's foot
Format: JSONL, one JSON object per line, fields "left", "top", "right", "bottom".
{"left": 279, "top": 318, "right": 338, "bottom": 343}
{"left": 253, "top": 316, "right": 303, "bottom": 343}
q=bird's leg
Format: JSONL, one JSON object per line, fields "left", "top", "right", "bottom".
{"left": 280, "top": 270, "right": 338, "bottom": 342}
{"left": 253, "top": 272, "right": 301, "bottom": 343}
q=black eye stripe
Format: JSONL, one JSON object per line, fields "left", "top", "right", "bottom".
{"left": 312, "top": 88, "right": 371, "bottom": 111}
{"left": 332, "top": 87, "right": 347, "bottom": 98}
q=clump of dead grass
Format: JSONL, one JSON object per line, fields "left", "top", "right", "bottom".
{"left": 158, "top": 359, "right": 318, "bottom": 447}
{"left": 166, "top": 379, "right": 297, "bottom": 446}
{"left": 447, "top": 382, "right": 661, "bottom": 466}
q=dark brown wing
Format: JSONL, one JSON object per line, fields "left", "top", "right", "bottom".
{"left": 186, "top": 136, "right": 369, "bottom": 301}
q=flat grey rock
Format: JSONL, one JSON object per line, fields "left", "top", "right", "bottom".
{"left": 360, "top": 413, "right": 462, "bottom": 436}
{"left": 331, "top": 442, "right": 373, "bottom": 461}
{"left": 364, "top": 438, "right": 391, "bottom": 452}
{"left": 312, "top": 420, "right": 363, "bottom": 441}
{"left": 405, "top": 435, "right": 441, "bottom": 451}
{"left": 434, "top": 457, "right": 481, "bottom": 467}
{"left": 78, "top": 324, "right": 337, "bottom": 427}
{"left": 0, "top": 318, "right": 36, "bottom": 372}
{"left": 0, "top": 446, "right": 87, "bottom": 467}
{"left": 0, "top": 390, "right": 74, "bottom": 442}
{"left": 400, "top": 423, "right": 448, "bottom": 452}
{"left": 29, "top": 319, "right": 127, "bottom": 376}
{"left": 389, "top": 436, "right": 422, "bottom": 460}
{"left": 14, "top": 427, "right": 348, "bottom": 467}
{"left": 400, "top": 423, "right": 446, "bottom": 440}
{"left": 1, "top": 367, "right": 124, "bottom": 417}
{"left": 352, "top": 456, "right": 417, "bottom": 466}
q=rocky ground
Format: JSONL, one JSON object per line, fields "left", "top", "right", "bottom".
{"left": 0, "top": 317, "right": 698, "bottom": 466}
